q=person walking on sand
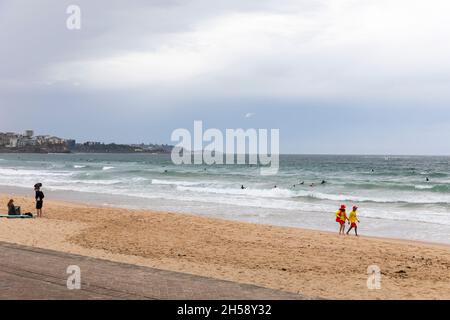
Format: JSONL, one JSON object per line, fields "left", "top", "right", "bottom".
{"left": 336, "top": 204, "right": 348, "bottom": 235}
{"left": 346, "top": 206, "right": 360, "bottom": 236}
{"left": 34, "top": 183, "right": 44, "bottom": 218}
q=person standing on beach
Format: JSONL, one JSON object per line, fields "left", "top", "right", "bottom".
{"left": 346, "top": 206, "right": 360, "bottom": 236}
{"left": 336, "top": 204, "right": 348, "bottom": 235}
{"left": 34, "top": 183, "right": 44, "bottom": 218}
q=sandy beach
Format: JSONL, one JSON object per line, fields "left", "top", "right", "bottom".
{"left": 0, "top": 193, "right": 449, "bottom": 300}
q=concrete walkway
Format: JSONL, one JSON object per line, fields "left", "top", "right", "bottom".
{"left": 0, "top": 242, "right": 306, "bottom": 300}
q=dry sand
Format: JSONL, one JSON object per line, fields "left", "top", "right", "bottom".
{"left": 0, "top": 193, "right": 449, "bottom": 299}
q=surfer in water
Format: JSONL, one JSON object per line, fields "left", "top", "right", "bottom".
{"left": 241, "top": 185, "right": 246, "bottom": 190}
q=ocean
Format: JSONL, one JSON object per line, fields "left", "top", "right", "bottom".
{"left": 0, "top": 153, "right": 449, "bottom": 244}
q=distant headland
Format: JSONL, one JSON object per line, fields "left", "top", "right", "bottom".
{"left": 0, "top": 130, "right": 173, "bottom": 154}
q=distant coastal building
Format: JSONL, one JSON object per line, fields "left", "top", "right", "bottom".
{"left": 47, "top": 136, "right": 66, "bottom": 145}
{"left": 0, "top": 132, "right": 20, "bottom": 148}
{"left": 16, "top": 130, "right": 37, "bottom": 147}
{"left": 17, "top": 136, "right": 37, "bottom": 147}
{"left": 66, "top": 139, "right": 76, "bottom": 150}
{"left": 84, "top": 141, "right": 102, "bottom": 146}
{"left": 35, "top": 135, "right": 66, "bottom": 145}
{"left": 130, "top": 143, "right": 174, "bottom": 153}
{"left": 1, "top": 129, "right": 171, "bottom": 154}
{"left": 35, "top": 135, "right": 51, "bottom": 145}
{"left": 0, "top": 133, "right": 10, "bottom": 146}
{"left": 8, "top": 137, "right": 19, "bottom": 148}
{"left": 24, "top": 130, "right": 34, "bottom": 138}
{"left": 0, "top": 130, "right": 71, "bottom": 151}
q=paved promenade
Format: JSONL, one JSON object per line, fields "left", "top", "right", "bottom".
{"left": 0, "top": 242, "right": 306, "bottom": 300}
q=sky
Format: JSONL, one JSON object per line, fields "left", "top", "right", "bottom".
{"left": 1, "top": 0, "right": 450, "bottom": 154}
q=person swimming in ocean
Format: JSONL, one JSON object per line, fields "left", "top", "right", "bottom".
{"left": 300, "top": 181, "right": 304, "bottom": 185}
{"left": 321, "top": 180, "right": 326, "bottom": 185}
{"left": 426, "top": 177, "right": 430, "bottom": 182}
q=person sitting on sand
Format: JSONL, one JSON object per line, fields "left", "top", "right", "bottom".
{"left": 346, "top": 206, "right": 360, "bottom": 236}
{"left": 336, "top": 204, "right": 348, "bottom": 235}
{"left": 7, "top": 199, "right": 21, "bottom": 216}
{"left": 34, "top": 183, "right": 44, "bottom": 218}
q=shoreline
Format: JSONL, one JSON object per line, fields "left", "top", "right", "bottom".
{"left": 0, "top": 185, "right": 450, "bottom": 246}
{"left": 1, "top": 192, "right": 450, "bottom": 299}
{"left": 2, "top": 187, "right": 449, "bottom": 250}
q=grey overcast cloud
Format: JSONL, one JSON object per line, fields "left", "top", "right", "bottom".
{"left": 1, "top": 0, "right": 450, "bottom": 154}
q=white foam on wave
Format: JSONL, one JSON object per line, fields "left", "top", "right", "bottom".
{"left": 415, "top": 185, "right": 433, "bottom": 190}
{"left": 132, "top": 177, "right": 149, "bottom": 182}
{"left": 294, "top": 189, "right": 450, "bottom": 204}
{"left": 176, "top": 186, "right": 295, "bottom": 198}
{"left": 1, "top": 165, "right": 447, "bottom": 205}
{"left": 0, "top": 167, "right": 73, "bottom": 177}
{"left": 295, "top": 190, "right": 383, "bottom": 202}
{"left": 175, "top": 185, "right": 450, "bottom": 204}
{"left": 152, "top": 179, "right": 203, "bottom": 187}
{"left": 69, "top": 179, "right": 123, "bottom": 185}
{"left": 74, "top": 165, "right": 86, "bottom": 169}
